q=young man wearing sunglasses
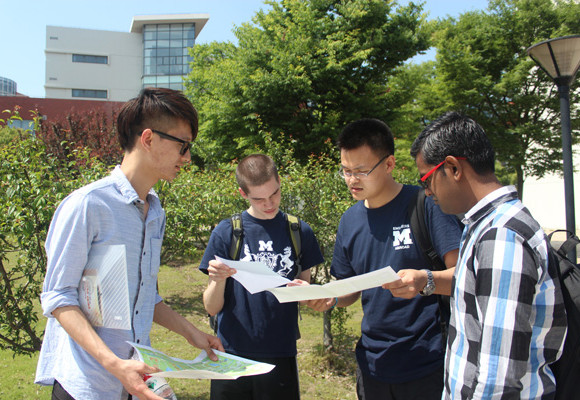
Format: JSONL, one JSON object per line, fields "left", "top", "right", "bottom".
{"left": 308, "top": 118, "right": 462, "bottom": 400}
{"left": 411, "top": 111, "right": 566, "bottom": 399}
{"left": 35, "top": 88, "right": 223, "bottom": 400}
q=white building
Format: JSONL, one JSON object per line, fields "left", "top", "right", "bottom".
{"left": 523, "top": 143, "right": 580, "bottom": 235}
{"left": 44, "top": 14, "right": 209, "bottom": 102}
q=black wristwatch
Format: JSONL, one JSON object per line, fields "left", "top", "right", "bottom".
{"left": 419, "top": 269, "right": 435, "bottom": 296}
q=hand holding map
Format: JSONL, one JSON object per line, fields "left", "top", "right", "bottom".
{"left": 129, "top": 342, "right": 275, "bottom": 380}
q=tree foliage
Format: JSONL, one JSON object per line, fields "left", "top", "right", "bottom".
{"left": 37, "top": 108, "right": 123, "bottom": 168}
{"left": 427, "top": 0, "right": 580, "bottom": 197}
{"left": 186, "top": 0, "right": 430, "bottom": 163}
{"left": 0, "top": 112, "right": 109, "bottom": 355}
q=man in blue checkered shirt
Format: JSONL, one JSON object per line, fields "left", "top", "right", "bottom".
{"left": 410, "top": 111, "right": 567, "bottom": 399}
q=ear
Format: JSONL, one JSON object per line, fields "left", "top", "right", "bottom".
{"left": 139, "top": 128, "right": 154, "bottom": 152}
{"left": 384, "top": 154, "right": 396, "bottom": 173}
{"left": 239, "top": 187, "right": 248, "bottom": 199}
{"left": 445, "top": 156, "right": 463, "bottom": 182}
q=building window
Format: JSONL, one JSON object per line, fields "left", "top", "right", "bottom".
{"left": 72, "top": 54, "right": 108, "bottom": 64}
{"left": 141, "top": 23, "right": 195, "bottom": 91}
{"left": 72, "top": 89, "right": 107, "bottom": 99}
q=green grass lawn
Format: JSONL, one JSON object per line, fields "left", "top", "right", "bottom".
{"left": 1, "top": 263, "right": 362, "bottom": 399}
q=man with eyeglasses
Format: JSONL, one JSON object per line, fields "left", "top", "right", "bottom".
{"left": 35, "top": 88, "right": 223, "bottom": 400}
{"left": 411, "top": 112, "right": 566, "bottom": 400}
{"left": 308, "top": 118, "right": 462, "bottom": 400}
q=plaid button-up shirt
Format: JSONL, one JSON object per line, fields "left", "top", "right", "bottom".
{"left": 445, "top": 186, "right": 566, "bottom": 400}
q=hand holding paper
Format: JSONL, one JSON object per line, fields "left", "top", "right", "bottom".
{"left": 215, "top": 256, "right": 291, "bottom": 294}
{"left": 267, "top": 267, "right": 400, "bottom": 303}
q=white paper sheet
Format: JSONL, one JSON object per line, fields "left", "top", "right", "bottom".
{"left": 267, "top": 267, "right": 400, "bottom": 303}
{"left": 129, "top": 342, "right": 275, "bottom": 380}
{"left": 78, "top": 245, "right": 131, "bottom": 329}
{"left": 215, "top": 256, "right": 291, "bottom": 294}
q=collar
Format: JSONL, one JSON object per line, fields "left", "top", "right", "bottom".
{"left": 462, "top": 185, "right": 518, "bottom": 226}
{"left": 111, "top": 166, "right": 159, "bottom": 205}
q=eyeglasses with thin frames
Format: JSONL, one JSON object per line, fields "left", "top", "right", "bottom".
{"left": 418, "top": 156, "right": 466, "bottom": 189}
{"left": 150, "top": 129, "right": 193, "bottom": 156}
{"left": 338, "top": 155, "right": 389, "bottom": 179}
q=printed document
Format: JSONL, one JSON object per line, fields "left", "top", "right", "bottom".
{"left": 267, "top": 267, "right": 400, "bottom": 303}
{"left": 129, "top": 342, "right": 275, "bottom": 380}
{"left": 78, "top": 245, "right": 131, "bottom": 329}
{"left": 215, "top": 256, "right": 291, "bottom": 294}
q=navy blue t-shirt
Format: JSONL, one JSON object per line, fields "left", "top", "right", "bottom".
{"left": 199, "top": 210, "right": 324, "bottom": 358}
{"left": 331, "top": 185, "right": 462, "bottom": 383}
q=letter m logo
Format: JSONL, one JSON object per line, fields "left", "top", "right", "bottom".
{"left": 393, "top": 228, "right": 413, "bottom": 246}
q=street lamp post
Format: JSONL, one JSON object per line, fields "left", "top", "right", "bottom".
{"left": 527, "top": 35, "right": 580, "bottom": 261}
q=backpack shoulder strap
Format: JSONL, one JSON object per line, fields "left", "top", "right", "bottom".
{"left": 229, "top": 213, "right": 244, "bottom": 260}
{"left": 285, "top": 213, "right": 302, "bottom": 276}
{"left": 408, "top": 189, "right": 446, "bottom": 271}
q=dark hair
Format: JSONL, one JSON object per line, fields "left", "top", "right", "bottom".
{"left": 410, "top": 111, "right": 495, "bottom": 175}
{"left": 336, "top": 118, "right": 394, "bottom": 158}
{"left": 236, "top": 154, "right": 279, "bottom": 194}
{"left": 116, "top": 87, "right": 198, "bottom": 151}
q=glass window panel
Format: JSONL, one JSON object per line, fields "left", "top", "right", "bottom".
{"left": 185, "top": 38, "right": 195, "bottom": 47}
{"left": 144, "top": 31, "right": 156, "bottom": 41}
{"left": 144, "top": 40, "right": 156, "bottom": 49}
{"left": 170, "top": 23, "right": 183, "bottom": 31}
{"left": 170, "top": 39, "right": 182, "bottom": 48}
{"left": 169, "top": 75, "right": 182, "bottom": 83}
{"left": 143, "top": 77, "right": 156, "bottom": 84}
{"left": 157, "top": 76, "right": 170, "bottom": 84}
{"left": 157, "top": 24, "right": 170, "bottom": 31}
{"left": 144, "top": 49, "right": 156, "bottom": 58}
{"left": 157, "top": 48, "right": 170, "bottom": 57}
{"left": 143, "top": 25, "right": 155, "bottom": 32}
{"left": 157, "top": 40, "right": 170, "bottom": 48}
{"left": 170, "top": 48, "right": 182, "bottom": 56}
{"left": 169, "top": 83, "right": 182, "bottom": 90}
{"left": 72, "top": 54, "right": 108, "bottom": 64}
{"left": 170, "top": 65, "right": 183, "bottom": 74}
{"left": 144, "top": 64, "right": 157, "bottom": 75}
{"left": 170, "top": 30, "right": 183, "bottom": 40}
{"left": 157, "top": 30, "right": 170, "bottom": 40}
{"left": 157, "top": 65, "right": 170, "bottom": 75}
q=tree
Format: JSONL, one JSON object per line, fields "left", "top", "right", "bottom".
{"left": 427, "top": 0, "right": 580, "bottom": 198}
{"left": 186, "top": 0, "right": 430, "bottom": 163}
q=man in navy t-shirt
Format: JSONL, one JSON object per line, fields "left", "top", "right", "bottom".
{"left": 199, "top": 154, "right": 324, "bottom": 400}
{"left": 311, "top": 119, "right": 462, "bottom": 400}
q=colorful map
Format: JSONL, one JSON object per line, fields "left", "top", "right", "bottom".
{"left": 129, "top": 342, "right": 275, "bottom": 380}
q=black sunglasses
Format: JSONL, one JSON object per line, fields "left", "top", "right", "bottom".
{"left": 151, "top": 129, "right": 192, "bottom": 156}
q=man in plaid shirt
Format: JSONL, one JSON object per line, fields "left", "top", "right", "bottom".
{"left": 410, "top": 111, "right": 567, "bottom": 399}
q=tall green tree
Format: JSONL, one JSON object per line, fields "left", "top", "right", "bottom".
{"left": 186, "top": 0, "right": 430, "bottom": 163}
{"left": 428, "top": 0, "right": 580, "bottom": 198}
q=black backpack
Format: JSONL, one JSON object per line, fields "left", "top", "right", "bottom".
{"left": 407, "top": 189, "right": 455, "bottom": 347}
{"left": 208, "top": 212, "right": 303, "bottom": 333}
{"left": 547, "top": 230, "right": 580, "bottom": 400}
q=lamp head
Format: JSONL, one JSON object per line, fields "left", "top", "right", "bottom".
{"left": 527, "top": 35, "right": 580, "bottom": 87}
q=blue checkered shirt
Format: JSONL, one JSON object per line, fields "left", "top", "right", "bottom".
{"left": 35, "top": 166, "right": 165, "bottom": 400}
{"left": 445, "top": 186, "right": 567, "bottom": 399}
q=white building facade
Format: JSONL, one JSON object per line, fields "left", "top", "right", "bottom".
{"left": 44, "top": 14, "right": 208, "bottom": 102}
{"left": 523, "top": 143, "right": 580, "bottom": 235}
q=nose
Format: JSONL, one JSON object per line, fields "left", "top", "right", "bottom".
{"left": 181, "top": 150, "right": 191, "bottom": 163}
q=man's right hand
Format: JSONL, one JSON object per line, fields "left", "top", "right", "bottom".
{"left": 108, "top": 358, "right": 165, "bottom": 400}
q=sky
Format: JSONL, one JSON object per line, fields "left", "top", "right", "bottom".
{"left": 0, "top": 0, "right": 488, "bottom": 98}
